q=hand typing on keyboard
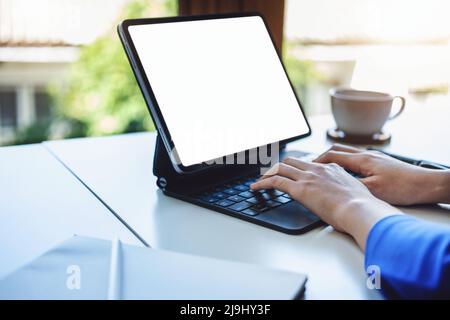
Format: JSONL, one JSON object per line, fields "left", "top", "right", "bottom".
{"left": 314, "top": 144, "right": 450, "bottom": 206}
{"left": 250, "top": 154, "right": 401, "bottom": 251}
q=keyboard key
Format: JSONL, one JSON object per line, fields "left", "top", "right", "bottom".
{"left": 241, "top": 208, "right": 259, "bottom": 216}
{"left": 268, "top": 189, "right": 284, "bottom": 196}
{"left": 250, "top": 189, "right": 265, "bottom": 197}
{"left": 228, "top": 201, "right": 253, "bottom": 212}
{"left": 261, "top": 192, "right": 273, "bottom": 200}
{"left": 212, "top": 192, "right": 228, "bottom": 199}
{"left": 245, "top": 197, "right": 259, "bottom": 204}
{"left": 204, "top": 197, "right": 220, "bottom": 204}
{"left": 223, "top": 188, "right": 241, "bottom": 196}
{"left": 244, "top": 178, "right": 258, "bottom": 186}
{"left": 234, "top": 184, "right": 249, "bottom": 192}
{"left": 282, "top": 193, "right": 291, "bottom": 199}
{"left": 227, "top": 195, "right": 245, "bottom": 202}
{"left": 216, "top": 199, "right": 234, "bottom": 207}
{"left": 252, "top": 203, "right": 271, "bottom": 213}
{"left": 275, "top": 196, "right": 291, "bottom": 204}
{"left": 265, "top": 199, "right": 281, "bottom": 208}
{"left": 238, "top": 191, "right": 254, "bottom": 198}
{"left": 259, "top": 193, "right": 271, "bottom": 200}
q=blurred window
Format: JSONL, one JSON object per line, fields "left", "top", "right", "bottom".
{"left": 34, "top": 90, "right": 52, "bottom": 121}
{"left": 0, "top": 90, "right": 18, "bottom": 128}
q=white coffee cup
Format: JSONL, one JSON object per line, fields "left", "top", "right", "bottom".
{"left": 330, "top": 88, "right": 405, "bottom": 136}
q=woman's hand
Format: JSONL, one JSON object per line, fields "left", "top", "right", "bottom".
{"left": 250, "top": 157, "right": 401, "bottom": 250}
{"left": 315, "top": 144, "right": 450, "bottom": 205}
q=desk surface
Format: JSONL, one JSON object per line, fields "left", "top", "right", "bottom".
{"left": 0, "top": 144, "right": 142, "bottom": 279}
{"left": 43, "top": 111, "right": 450, "bottom": 299}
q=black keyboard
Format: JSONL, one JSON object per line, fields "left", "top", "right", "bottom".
{"left": 192, "top": 174, "right": 293, "bottom": 217}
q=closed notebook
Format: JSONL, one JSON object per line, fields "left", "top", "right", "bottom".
{"left": 0, "top": 236, "right": 306, "bottom": 299}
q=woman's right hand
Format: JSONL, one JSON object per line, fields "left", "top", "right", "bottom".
{"left": 314, "top": 144, "right": 450, "bottom": 205}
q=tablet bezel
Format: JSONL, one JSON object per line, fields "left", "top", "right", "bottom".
{"left": 118, "top": 13, "right": 312, "bottom": 174}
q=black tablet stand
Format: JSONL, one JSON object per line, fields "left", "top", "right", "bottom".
{"left": 153, "top": 135, "right": 261, "bottom": 194}
{"left": 153, "top": 134, "right": 180, "bottom": 190}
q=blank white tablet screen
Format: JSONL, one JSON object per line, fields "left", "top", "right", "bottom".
{"left": 129, "top": 16, "right": 309, "bottom": 167}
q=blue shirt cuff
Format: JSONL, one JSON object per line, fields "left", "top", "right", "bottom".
{"left": 364, "top": 214, "right": 450, "bottom": 299}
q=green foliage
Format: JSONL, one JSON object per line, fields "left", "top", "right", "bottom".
{"left": 51, "top": 0, "right": 177, "bottom": 137}
{"left": 282, "top": 41, "right": 321, "bottom": 94}
{"left": 282, "top": 42, "right": 323, "bottom": 114}
{"left": 12, "top": 120, "right": 52, "bottom": 145}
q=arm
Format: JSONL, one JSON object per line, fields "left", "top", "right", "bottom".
{"left": 251, "top": 156, "right": 450, "bottom": 299}
{"left": 315, "top": 144, "right": 450, "bottom": 205}
{"left": 366, "top": 215, "right": 450, "bottom": 299}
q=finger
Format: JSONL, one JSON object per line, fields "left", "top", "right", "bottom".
{"left": 329, "top": 143, "right": 362, "bottom": 154}
{"left": 359, "top": 176, "right": 376, "bottom": 189}
{"left": 282, "top": 157, "right": 315, "bottom": 171}
{"left": 251, "top": 175, "right": 295, "bottom": 193}
{"left": 314, "top": 150, "right": 364, "bottom": 173}
{"left": 313, "top": 143, "right": 361, "bottom": 162}
{"left": 260, "top": 163, "right": 303, "bottom": 181}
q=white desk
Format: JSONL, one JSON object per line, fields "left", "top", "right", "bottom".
{"left": 44, "top": 110, "right": 450, "bottom": 299}
{"left": 0, "top": 144, "right": 142, "bottom": 279}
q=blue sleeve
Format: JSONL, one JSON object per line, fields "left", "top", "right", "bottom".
{"left": 365, "top": 214, "right": 450, "bottom": 299}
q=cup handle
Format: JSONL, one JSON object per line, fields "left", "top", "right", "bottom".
{"left": 388, "top": 96, "right": 405, "bottom": 120}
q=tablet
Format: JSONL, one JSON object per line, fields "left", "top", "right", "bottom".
{"left": 118, "top": 14, "right": 311, "bottom": 173}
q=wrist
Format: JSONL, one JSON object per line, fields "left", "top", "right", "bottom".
{"left": 433, "top": 170, "right": 450, "bottom": 203}
{"left": 336, "top": 197, "right": 402, "bottom": 251}
{"left": 420, "top": 169, "right": 450, "bottom": 204}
